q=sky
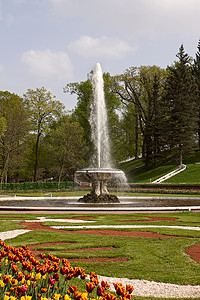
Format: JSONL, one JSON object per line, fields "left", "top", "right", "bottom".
{"left": 0, "top": 0, "right": 200, "bottom": 111}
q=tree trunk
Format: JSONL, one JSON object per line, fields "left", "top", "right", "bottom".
{"left": 1, "top": 152, "right": 10, "bottom": 183}
{"left": 34, "top": 133, "right": 41, "bottom": 182}
{"left": 58, "top": 156, "right": 65, "bottom": 186}
{"left": 135, "top": 114, "right": 139, "bottom": 158}
{"left": 179, "top": 144, "right": 183, "bottom": 167}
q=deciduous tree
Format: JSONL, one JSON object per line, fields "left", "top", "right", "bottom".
{"left": 24, "top": 87, "right": 64, "bottom": 181}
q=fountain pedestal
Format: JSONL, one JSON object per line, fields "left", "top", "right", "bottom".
{"left": 75, "top": 168, "right": 124, "bottom": 203}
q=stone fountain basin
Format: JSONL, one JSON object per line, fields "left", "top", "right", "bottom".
{"left": 76, "top": 168, "right": 124, "bottom": 180}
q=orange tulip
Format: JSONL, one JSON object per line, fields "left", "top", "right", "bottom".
{"left": 65, "top": 273, "right": 73, "bottom": 280}
{"left": 12, "top": 263, "right": 18, "bottom": 273}
{"left": 68, "top": 286, "right": 77, "bottom": 293}
{"left": 40, "top": 253, "right": 46, "bottom": 259}
{"left": 3, "top": 275, "right": 11, "bottom": 283}
{"left": 74, "top": 291, "right": 82, "bottom": 300}
{"left": 86, "top": 282, "right": 96, "bottom": 293}
{"left": 126, "top": 284, "right": 134, "bottom": 294}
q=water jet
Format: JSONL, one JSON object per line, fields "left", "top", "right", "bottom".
{"left": 76, "top": 63, "right": 126, "bottom": 203}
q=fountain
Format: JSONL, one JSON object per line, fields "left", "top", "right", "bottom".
{"left": 76, "top": 63, "right": 126, "bottom": 203}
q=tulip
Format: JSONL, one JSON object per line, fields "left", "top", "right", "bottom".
{"left": 40, "top": 253, "right": 46, "bottom": 259}
{"left": 48, "top": 277, "right": 56, "bottom": 285}
{"left": 3, "top": 275, "right": 11, "bottom": 283}
{"left": 101, "top": 280, "right": 110, "bottom": 290}
{"left": 60, "top": 266, "right": 67, "bottom": 275}
{"left": 91, "top": 277, "right": 99, "bottom": 286}
{"left": 11, "top": 278, "right": 18, "bottom": 285}
{"left": 68, "top": 286, "right": 77, "bottom": 293}
{"left": 65, "top": 274, "right": 73, "bottom": 281}
{"left": 17, "top": 272, "right": 24, "bottom": 282}
{"left": 25, "top": 274, "right": 31, "bottom": 280}
{"left": 86, "top": 282, "right": 96, "bottom": 293}
{"left": 12, "top": 263, "right": 18, "bottom": 273}
{"left": 97, "top": 286, "right": 105, "bottom": 296}
{"left": 126, "top": 284, "right": 134, "bottom": 294}
{"left": 74, "top": 291, "right": 82, "bottom": 300}
{"left": 103, "top": 292, "right": 116, "bottom": 300}
{"left": 80, "top": 273, "right": 87, "bottom": 279}
{"left": 19, "top": 284, "right": 28, "bottom": 295}
{"left": 47, "top": 266, "right": 54, "bottom": 274}
{"left": 53, "top": 273, "right": 60, "bottom": 281}
{"left": 64, "top": 295, "right": 71, "bottom": 300}
{"left": 41, "top": 288, "right": 48, "bottom": 293}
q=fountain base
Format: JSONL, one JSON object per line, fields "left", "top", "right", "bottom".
{"left": 78, "top": 193, "right": 119, "bottom": 203}
{"left": 75, "top": 168, "right": 125, "bottom": 203}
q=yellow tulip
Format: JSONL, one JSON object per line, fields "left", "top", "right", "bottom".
{"left": 35, "top": 273, "right": 41, "bottom": 281}
{"left": 64, "top": 295, "right": 71, "bottom": 300}
{"left": 0, "top": 280, "right": 5, "bottom": 288}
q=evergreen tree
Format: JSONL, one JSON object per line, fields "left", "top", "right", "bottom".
{"left": 193, "top": 39, "right": 200, "bottom": 150}
{"left": 164, "top": 44, "right": 198, "bottom": 166}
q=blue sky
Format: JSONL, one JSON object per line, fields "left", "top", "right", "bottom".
{"left": 1, "top": 0, "right": 200, "bottom": 111}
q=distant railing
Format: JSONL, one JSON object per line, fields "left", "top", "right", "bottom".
{"left": 0, "top": 182, "right": 74, "bottom": 191}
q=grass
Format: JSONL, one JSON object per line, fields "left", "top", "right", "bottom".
{"left": 119, "top": 150, "right": 200, "bottom": 184}
{"left": 0, "top": 212, "right": 199, "bottom": 289}
{"left": 7, "top": 230, "right": 200, "bottom": 285}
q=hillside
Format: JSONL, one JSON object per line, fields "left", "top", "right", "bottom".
{"left": 119, "top": 151, "right": 200, "bottom": 184}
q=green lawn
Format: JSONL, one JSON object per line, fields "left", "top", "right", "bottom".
{"left": 119, "top": 150, "right": 200, "bottom": 184}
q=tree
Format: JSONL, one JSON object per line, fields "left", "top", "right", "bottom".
{"left": 24, "top": 87, "right": 65, "bottom": 182}
{"left": 47, "top": 115, "right": 88, "bottom": 183}
{"left": 193, "top": 39, "right": 200, "bottom": 150}
{"left": 111, "top": 66, "right": 166, "bottom": 166}
{"left": 118, "top": 102, "right": 142, "bottom": 160}
{"left": 0, "top": 91, "right": 30, "bottom": 183}
{"left": 164, "top": 44, "right": 198, "bottom": 166}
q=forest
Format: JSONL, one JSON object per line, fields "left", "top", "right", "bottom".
{"left": 1, "top": 42, "right": 200, "bottom": 183}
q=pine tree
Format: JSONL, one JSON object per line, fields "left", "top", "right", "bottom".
{"left": 165, "top": 44, "right": 198, "bottom": 166}
{"left": 193, "top": 39, "right": 200, "bottom": 150}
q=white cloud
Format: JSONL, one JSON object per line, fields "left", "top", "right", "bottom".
{"left": 21, "top": 49, "right": 74, "bottom": 81}
{"left": 48, "top": 0, "right": 200, "bottom": 39}
{"left": 48, "top": 0, "right": 80, "bottom": 15}
{"left": 69, "top": 36, "right": 134, "bottom": 59}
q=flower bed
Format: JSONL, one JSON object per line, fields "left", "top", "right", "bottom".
{"left": 0, "top": 240, "right": 134, "bottom": 300}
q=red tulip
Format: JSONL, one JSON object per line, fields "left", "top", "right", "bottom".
{"left": 48, "top": 277, "right": 56, "bottom": 285}
{"left": 97, "top": 286, "right": 105, "bottom": 296}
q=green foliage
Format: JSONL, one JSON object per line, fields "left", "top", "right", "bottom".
{"left": 23, "top": 87, "right": 65, "bottom": 181}
{"left": 112, "top": 65, "right": 167, "bottom": 166}
{"left": 0, "top": 91, "right": 30, "bottom": 183}
{"left": 164, "top": 45, "right": 199, "bottom": 165}
{"left": 44, "top": 115, "right": 88, "bottom": 181}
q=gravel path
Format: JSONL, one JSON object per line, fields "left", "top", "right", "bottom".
{"left": 0, "top": 222, "right": 200, "bottom": 298}
{"left": 97, "top": 275, "right": 200, "bottom": 298}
